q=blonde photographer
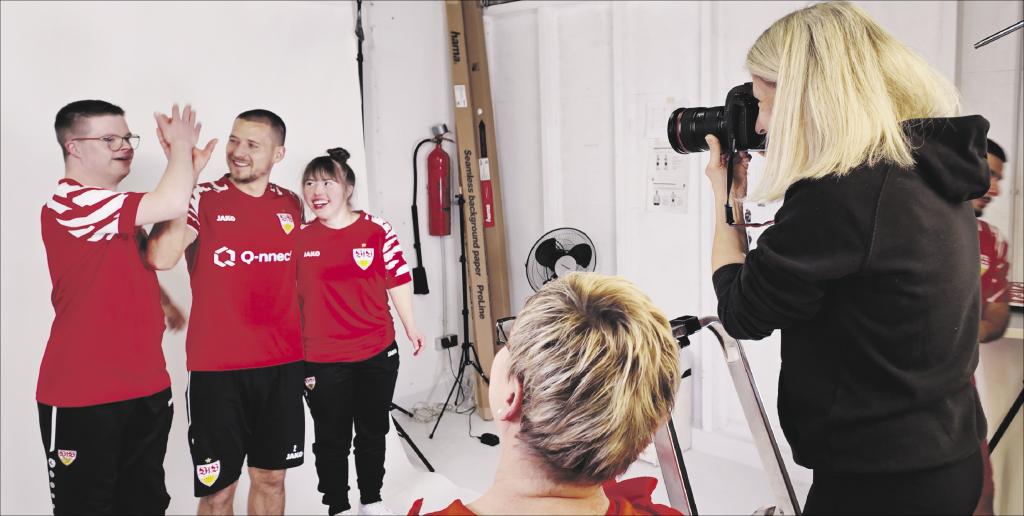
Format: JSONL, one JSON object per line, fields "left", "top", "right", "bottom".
{"left": 706, "top": 2, "right": 992, "bottom": 513}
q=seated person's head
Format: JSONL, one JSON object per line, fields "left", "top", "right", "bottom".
{"left": 490, "top": 272, "right": 680, "bottom": 485}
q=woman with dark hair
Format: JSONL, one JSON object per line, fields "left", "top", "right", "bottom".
{"left": 296, "top": 148, "right": 424, "bottom": 516}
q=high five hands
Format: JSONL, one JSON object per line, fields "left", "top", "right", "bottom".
{"left": 154, "top": 103, "right": 218, "bottom": 179}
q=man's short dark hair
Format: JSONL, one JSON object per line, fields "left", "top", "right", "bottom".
{"left": 55, "top": 100, "right": 124, "bottom": 158}
{"left": 987, "top": 139, "right": 1006, "bottom": 163}
{"left": 236, "top": 109, "right": 286, "bottom": 145}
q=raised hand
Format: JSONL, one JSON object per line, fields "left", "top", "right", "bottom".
{"left": 191, "top": 138, "right": 219, "bottom": 178}
{"left": 155, "top": 104, "right": 218, "bottom": 178}
{"left": 153, "top": 103, "right": 200, "bottom": 153}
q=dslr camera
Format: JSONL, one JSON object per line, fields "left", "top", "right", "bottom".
{"left": 667, "top": 82, "right": 767, "bottom": 225}
{"left": 666, "top": 82, "right": 765, "bottom": 155}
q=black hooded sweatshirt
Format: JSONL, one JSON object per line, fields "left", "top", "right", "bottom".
{"left": 713, "top": 116, "right": 991, "bottom": 475}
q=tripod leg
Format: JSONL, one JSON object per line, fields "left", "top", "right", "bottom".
{"left": 391, "top": 415, "right": 435, "bottom": 472}
{"left": 464, "top": 340, "right": 490, "bottom": 384}
{"left": 390, "top": 403, "right": 414, "bottom": 418}
{"left": 429, "top": 360, "right": 467, "bottom": 439}
{"left": 989, "top": 385, "right": 1024, "bottom": 454}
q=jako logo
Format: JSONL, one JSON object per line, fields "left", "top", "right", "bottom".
{"left": 304, "top": 250, "right": 320, "bottom": 258}
{"left": 216, "top": 214, "right": 236, "bottom": 222}
{"left": 213, "top": 246, "right": 292, "bottom": 268}
{"left": 286, "top": 444, "right": 303, "bottom": 461}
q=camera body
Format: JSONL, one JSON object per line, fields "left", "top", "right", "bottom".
{"left": 667, "top": 82, "right": 765, "bottom": 155}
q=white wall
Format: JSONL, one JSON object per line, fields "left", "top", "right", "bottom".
{"left": 0, "top": 2, "right": 365, "bottom": 514}
{"left": 360, "top": 1, "right": 470, "bottom": 406}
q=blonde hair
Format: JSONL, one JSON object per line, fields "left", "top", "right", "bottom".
{"left": 504, "top": 273, "right": 680, "bottom": 485}
{"left": 745, "top": 1, "right": 960, "bottom": 202}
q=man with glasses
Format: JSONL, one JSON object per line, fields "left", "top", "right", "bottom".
{"left": 38, "top": 99, "right": 215, "bottom": 514}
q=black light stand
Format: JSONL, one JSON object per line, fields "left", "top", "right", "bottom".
{"left": 430, "top": 192, "right": 489, "bottom": 439}
{"left": 389, "top": 403, "right": 434, "bottom": 472}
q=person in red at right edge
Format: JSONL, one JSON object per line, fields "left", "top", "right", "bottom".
{"left": 147, "top": 109, "right": 305, "bottom": 516}
{"left": 410, "top": 273, "right": 681, "bottom": 516}
{"left": 295, "top": 148, "right": 425, "bottom": 516}
{"left": 972, "top": 138, "right": 1011, "bottom": 516}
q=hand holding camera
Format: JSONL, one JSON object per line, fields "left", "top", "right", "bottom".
{"left": 667, "top": 82, "right": 764, "bottom": 226}
{"left": 704, "top": 134, "right": 751, "bottom": 203}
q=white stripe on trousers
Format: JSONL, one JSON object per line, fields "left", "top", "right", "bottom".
{"left": 49, "top": 408, "right": 57, "bottom": 452}
{"left": 186, "top": 372, "right": 192, "bottom": 426}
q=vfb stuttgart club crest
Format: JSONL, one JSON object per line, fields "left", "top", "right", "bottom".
{"left": 196, "top": 459, "right": 221, "bottom": 487}
{"left": 57, "top": 449, "right": 77, "bottom": 466}
{"left": 277, "top": 213, "right": 295, "bottom": 234}
{"left": 353, "top": 247, "right": 374, "bottom": 271}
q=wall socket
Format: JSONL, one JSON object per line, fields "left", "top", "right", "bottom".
{"left": 435, "top": 334, "right": 459, "bottom": 350}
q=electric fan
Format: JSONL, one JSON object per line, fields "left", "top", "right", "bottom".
{"left": 525, "top": 227, "right": 597, "bottom": 291}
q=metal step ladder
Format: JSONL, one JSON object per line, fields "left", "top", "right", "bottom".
{"left": 654, "top": 316, "right": 802, "bottom": 516}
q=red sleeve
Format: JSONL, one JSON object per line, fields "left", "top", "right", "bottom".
{"left": 980, "top": 222, "right": 1010, "bottom": 304}
{"left": 991, "top": 238, "right": 1009, "bottom": 303}
{"left": 45, "top": 181, "right": 144, "bottom": 241}
{"left": 118, "top": 192, "right": 143, "bottom": 234}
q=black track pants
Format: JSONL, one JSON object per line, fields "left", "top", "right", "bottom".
{"left": 304, "top": 342, "right": 399, "bottom": 514}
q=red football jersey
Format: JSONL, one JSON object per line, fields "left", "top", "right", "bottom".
{"left": 978, "top": 219, "right": 1009, "bottom": 304}
{"left": 38, "top": 179, "right": 170, "bottom": 407}
{"left": 296, "top": 212, "right": 412, "bottom": 363}
{"left": 184, "top": 175, "right": 303, "bottom": 371}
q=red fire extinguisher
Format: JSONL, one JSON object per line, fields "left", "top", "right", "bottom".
{"left": 427, "top": 137, "right": 451, "bottom": 236}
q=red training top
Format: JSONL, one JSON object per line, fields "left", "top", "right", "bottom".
{"left": 978, "top": 219, "right": 1009, "bottom": 304}
{"left": 296, "top": 212, "right": 411, "bottom": 363}
{"left": 38, "top": 179, "right": 170, "bottom": 407}
{"left": 408, "top": 477, "right": 682, "bottom": 516}
{"left": 185, "top": 175, "right": 303, "bottom": 371}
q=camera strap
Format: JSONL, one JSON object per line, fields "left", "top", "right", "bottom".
{"left": 725, "top": 150, "right": 737, "bottom": 225}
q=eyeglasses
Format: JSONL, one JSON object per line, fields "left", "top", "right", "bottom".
{"left": 495, "top": 316, "right": 516, "bottom": 347}
{"left": 70, "top": 134, "right": 140, "bottom": 152}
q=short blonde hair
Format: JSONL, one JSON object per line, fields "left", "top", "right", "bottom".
{"left": 504, "top": 273, "right": 680, "bottom": 484}
{"left": 745, "top": 1, "right": 960, "bottom": 202}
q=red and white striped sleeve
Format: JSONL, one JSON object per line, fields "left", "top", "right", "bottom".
{"left": 369, "top": 214, "right": 412, "bottom": 288}
{"left": 186, "top": 184, "right": 204, "bottom": 235}
{"left": 186, "top": 180, "right": 231, "bottom": 235}
{"left": 45, "top": 180, "right": 143, "bottom": 242}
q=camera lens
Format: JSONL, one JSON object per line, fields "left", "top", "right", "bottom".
{"left": 667, "top": 106, "right": 727, "bottom": 154}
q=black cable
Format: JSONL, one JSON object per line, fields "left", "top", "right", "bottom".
{"left": 466, "top": 406, "right": 480, "bottom": 438}
{"left": 412, "top": 138, "right": 432, "bottom": 206}
{"left": 355, "top": 0, "right": 365, "bottom": 136}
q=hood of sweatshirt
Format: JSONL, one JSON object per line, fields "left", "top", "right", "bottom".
{"left": 904, "top": 115, "right": 990, "bottom": 202}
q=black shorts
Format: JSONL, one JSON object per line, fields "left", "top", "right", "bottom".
{"left": 186, "top": 361, "right": 305, "bottom": 497}
{"left": 38, "top": 387, "right": 173, "bottom": 515}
